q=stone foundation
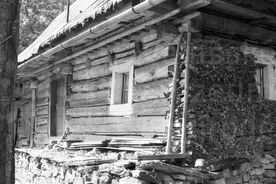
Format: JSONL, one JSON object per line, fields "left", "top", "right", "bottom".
{"left": 15, "top": 149, "right": 276, "bottom": 184}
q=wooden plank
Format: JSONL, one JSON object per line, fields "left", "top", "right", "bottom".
{"left": 72, "top": 49, "right": 108, "bottom": 65}
{"left": 36, "top": 88, "right": 50, "bottom": 98}
{"left": 73, "top": 64, "right": 111, "bottom": 81}
{"left": 36, "top": 106, "right": 49, "bottom": 116}
{"left": 36, "top": 118, "right": 48, "bottom": 126}
{"left": 70, "top": 76, "right": 111, "bottom": 93}
{"left": 68, "top": 116, "right": 167, "bottom": 134}
{"left": 37, "top": 79, "right": 50, "bottom": 91}
{"left": 69, "top": 97, "right": 110, "bottom": 108}
{"left": 68, "top": 89, "right": 110, "bottom": 101}
{"left": 134, "top": 45, "right": 177, "bottom": 67}
{"left": 66, "top": 105, "right": 109, "bottom": 117}
{"left": 201, "top": 13, "right": 276, "bottom": 46}
{"left": 138, "top": 162, "right": 214, "bottom": 180}
{"left": 135, "top": 58, "right": 174, "bottom": 84}
{"left": 133, "top": 78, "right": 171, "bottom": 102}
{"left": 138, "top": 154, "right": 189, "bottom": 161}
{"left": 133, "top": 98, "right": 169, "bottom": 116}
{"left": 36, "top": 124, "right": 48, "bottom": 134}
{"left": 115, "top": 49, "right": 135, "bottom": 60}
{"left": 73, "top": 56, "right": 109, "bottom": 71}
{"left": 36, "top": 97, "right": 49, "bottom": 107}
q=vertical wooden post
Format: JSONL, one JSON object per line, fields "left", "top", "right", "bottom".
{"left": 166, "top": 33, "right": 184, "bottom": 154}
{"left": 30, "top": 80, "right": 38, "bottom": 148}
{"left": 181, "top": 22, "right": 192, "bottom": 154}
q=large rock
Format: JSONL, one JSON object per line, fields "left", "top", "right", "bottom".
{"left": 100, "top": 173, "right": 112, "bottom": 184}
{"left": 119, "top": 177, "right": 150, "bottom": 184}
{"left": 132, "top": 170, "right": 163, "bottom": 184}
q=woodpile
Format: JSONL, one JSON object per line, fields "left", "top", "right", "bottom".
{"left": 167, "top": 38, "right": 276, "bottom": 160}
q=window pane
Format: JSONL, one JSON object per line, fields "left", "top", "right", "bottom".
{"left": 121, "top": 73, "right": 129, "bottom": 104}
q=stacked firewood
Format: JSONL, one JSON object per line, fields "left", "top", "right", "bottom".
{"left": 168, "top": 38, "right": 276, "bottom": 160}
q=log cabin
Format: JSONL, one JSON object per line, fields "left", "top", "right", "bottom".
{"left": 16, "top": 0, "right": 276, "bottom": 155}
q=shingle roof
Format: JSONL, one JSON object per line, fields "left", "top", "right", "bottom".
{"left": 18, "top": 0, "right": 124, "bottom": 63}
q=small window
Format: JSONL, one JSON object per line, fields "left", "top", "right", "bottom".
{"left": 110, "top": 63, "right": 133, "bottom": 116}
{"left": 255, "top": 64, "right": 266, "bottom": 98}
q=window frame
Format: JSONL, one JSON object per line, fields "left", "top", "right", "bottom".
{"left": 110, "top": 62, "right": 134, "bottom": 116}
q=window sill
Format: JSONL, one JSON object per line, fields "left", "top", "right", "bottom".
{"left": 109, "top": 103, "right": 132, "bottom": 116}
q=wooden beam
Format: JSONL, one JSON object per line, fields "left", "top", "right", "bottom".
{"left": 138, "top": 154, "right": 189, "bottom": 161}
{"left": 201, "top": 13, "right": 276, "bottom": 46}
{"left": 180, "top": 0, "right": 211, "bottom": 11}
{"left": 207, "top": 0, "right": 276, "bottom": 28}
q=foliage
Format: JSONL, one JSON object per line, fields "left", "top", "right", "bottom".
{"left": 19, "top": 0, "right": 73, "bottom": 52}
{"left": 186, "top": 39, "right": 276, "bottom": 161}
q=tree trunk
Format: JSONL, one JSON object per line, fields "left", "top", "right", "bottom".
{"left": 0, "top": 1, "right": 20, "bottom": 184}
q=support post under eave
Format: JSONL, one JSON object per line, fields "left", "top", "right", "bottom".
{"left": 30, "top": 79, "right": 38, "bottom": 148}
{"left": 181, "top": 22, "right": 192, "bottom": 154}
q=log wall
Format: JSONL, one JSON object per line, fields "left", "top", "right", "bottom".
{"left": 66, "top": 30, "right": 177, "bottom": 140}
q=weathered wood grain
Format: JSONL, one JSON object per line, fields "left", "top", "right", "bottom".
{"left": 36, "top": 97, "right": 49, "bottom": 107}
{"left": 135, "top": 58, "right": 174, "bottom": 84}
{"left": 36, "top": 124, "right": 47, "bottom": 134}
{"left": 66, "top": 105, "right": 109, "bottom": 117}
{"left": 69, "top": 97, "right": 110, "bottom": 108}
{"left": 133, "top": 78, "right": 171, "bottom": 102}
{"left": 36, "top": 88, "right": 50, "bottom": 99}
{"left": 133, "top": 98, "right": 169, "bottom": 116}
{"left": 73, "top": 64, "right": 111, "bottom": 81}
{"left": 68, "top": 89, "right": 110, "bottom": 101}
{"left": 36, "top": 117, "right": 48, "bottom": 126}
{"left": 36, "top": 106, "right": 49, "bottom": 116}
{"left": 68, "top": 116, "right": 167, "bottom": 134}
{"left": 73, "top": 56, "right": 109, "bottom": 71}
{"left": 70, "top": 76, "right": 111, "bottom": 93}
{"left": 135, "top": 44, "right": 176, "bottom": 67}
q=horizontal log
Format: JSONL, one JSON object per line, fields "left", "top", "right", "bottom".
{"left": 36, "top": 118, "right": 48, "bottom": 126}
{"left": 68, "top": 116, "right": 167, "bottom": 134}
{"left": 135, "top": 44, "right": 176, "bottom": 67}
{"left": 133, "top": 78, "right": 171, "bottom": 102}
{"left": 70, "top": 76, "right": 111, "bottom": 93}
{"left": 69, "top": 97, "right": 110, "bottom": 108}
{"left": 36, "top": 106, "right": 49, "bottom": 116}
{"left": 36, "top": 124, "right": 47, "bottom": 134}
{"left": 112, "top": 42, "right": 135, "bottom": 53}
{"left": 36, "top": 97, "right": 49, "bottom": 107}
{"left": 72, "top": 48, "right": 108, "bottom": 65}
{"left": 73, "top": 64, "right": 111, "bottom": 81}
{"left": 135, "top": 58, "right": 174, "bottom": 84}
{"left": 73, "top": 56, "right": 109, "bottom": 71}
{"left": 36, "top": 88, "right": 49, "bottom": 99}
{"left": 37, "top": 79, "right": 50, "bottom": 91}
{"left": 115, "top": 49, "right": 135, "bottom": 60}
{"left": 133, "top": 98, "right": 169, "bottom": 116}
{"left": 68, "top": 89, "right": 110, "bottom": 101}
{"left": 66, "top": 105, "right": 109, "bottom": 117}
